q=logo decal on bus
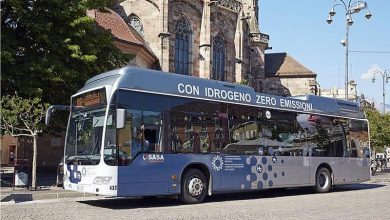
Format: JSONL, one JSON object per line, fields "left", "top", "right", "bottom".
{"left": 212, "top": 155, "right": 224, "bottom": 171}
{"left": 67, "top": 165, "right": 82, "bottom": 184}
{"left": 143, "top": 154, "right": 165, "bottom": 162}
{"left": 256, "top": 165, "right": 263, "bottom": 173}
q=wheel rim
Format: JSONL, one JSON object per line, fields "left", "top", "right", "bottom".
{"left": 319, "top": 172, "right": 329, "bottom": 189}
{"left": 188, "top": 176, "right": 204, "bottom": 197}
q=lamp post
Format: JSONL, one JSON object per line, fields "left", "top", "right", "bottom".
{"left": 372, "top": 69, "right": 390, "bottom": 114}
{"left": 326, "top": 0, "right": 372, "bottom": 101}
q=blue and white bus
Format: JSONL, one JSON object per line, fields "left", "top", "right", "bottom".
{"left": 46, "top": 67, "right": 370, "bottom": 203}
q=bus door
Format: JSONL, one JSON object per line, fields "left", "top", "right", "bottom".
{"left": 117, "top": 153, "right": 170, "bottom": 196}
{"left": 113, "top": 110, "right": 170, "bottom": 196}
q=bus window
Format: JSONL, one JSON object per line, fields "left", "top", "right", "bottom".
{"left": 223, "top": 104, "right": 260, "bottom": 155}
{"left": 347, "top": 119, "right": 369, "bottom": 158}
{"left": 168, "top": 99, "right": 222, "bottom": 153}
{"left": 116, "top": 109, "right": 162, "bottom": 161}
{"left": 301, "top": 114, "right": 346, "bottom": 157}
{"left": 104, "top": 90, "right": 168, "bottom": 166}
{"left": 169, "top": 111, "right": 195, "bottom": 153}
{"left": 263, "top": 110, "right": 305, "bottom": 157}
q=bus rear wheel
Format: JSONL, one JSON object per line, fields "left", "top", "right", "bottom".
{"left": 315, "top": 167, "right": 331, "bottom": 193}
{"left": 179, "top": 168, "right": 207, "bottom": 204}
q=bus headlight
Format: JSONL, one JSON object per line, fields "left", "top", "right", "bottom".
{"left": 93, "top": 176, "right": 112, "bottom": 185}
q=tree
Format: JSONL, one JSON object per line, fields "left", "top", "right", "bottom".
{"left": 364, "top": 108, "right": 390, "bottom": 153}
{"left": 1, "top": 95, "right": 49, "bottom": 189}
{"left": 1, "top": 0, "right": 132, "bottom": 105}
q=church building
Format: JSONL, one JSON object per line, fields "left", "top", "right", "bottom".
{"left": 105, "top": 0, "right": 270, "bottom": 93}
{"left": 91, "top": 0, "right": 317, "bottom": 96}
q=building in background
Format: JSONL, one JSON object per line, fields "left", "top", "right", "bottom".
{"left": 2, "top": 0, "right": 320, "bottom": 169}
{"left": 0, "top": 135, "right": 64, "bottom": 168}
{"left": 88, "top": 9, "right": 160, "bottom": 69}
{"left": 264, "top": 53, "right": 317, "bottom": 96}
{"left": 111, "top": 0, "right": 269, "bottom": 92}
{"left": 89, "top": 0, "right": 320, "bottom": 97}
{"left": 320, "top": 80, "right": 358, "bottom": 102}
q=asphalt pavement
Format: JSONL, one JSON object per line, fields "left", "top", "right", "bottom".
{"left": 2, "top": 182, "right": 390, "bottom": 220}
{"left": 1, "top": 166, "right": 389, "bottom": 204}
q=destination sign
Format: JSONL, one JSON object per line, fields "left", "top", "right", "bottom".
{"left": 74, "top": 88, "right": 106, "bottom": 108}
{"left": 177, "top": 83, "right": 313, "bottom": 111}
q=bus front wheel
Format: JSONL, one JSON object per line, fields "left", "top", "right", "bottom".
{"left": 315, "top": 167, "right": 331, "bottom": 193}
{"left": 179, "top": 168, "right": 207, "bottom": 204}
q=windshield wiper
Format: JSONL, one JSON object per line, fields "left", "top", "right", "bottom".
{"left": 83, "top": 154, "right": 96, "bottom": 165}
{"left": 67, "top": 155, "right": 97, "bottom": 165}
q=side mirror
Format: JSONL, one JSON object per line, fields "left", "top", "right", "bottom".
{"left": 116, "top": 109, "right": 126, "bottom": 129}
{"left": 45, "top": 106, "right": 55, "bottom": 125}
{"left": 45, "top": 105, "right": 75, "bottom": 125}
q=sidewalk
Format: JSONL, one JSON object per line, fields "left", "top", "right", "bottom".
{"left": 0, "top": 186, "right": 96, "bottom": 203}
{"left": 369, "top": 167, "right": 390, "bottom": 183}
{"left": 1, "top": 166, "right": 96, "bottom": 203}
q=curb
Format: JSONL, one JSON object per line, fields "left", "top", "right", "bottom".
{"left": 367, "top": 179, "right": 390, "bottom": 183}
{"left": 1, "top": 191, "right": 96, "bottom": 203}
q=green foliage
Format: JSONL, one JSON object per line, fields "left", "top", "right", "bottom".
{"left": 1, "top": 0, "right": 132, "bottom": 105}
{"left": 238, "top": 79, "right": 249, "bottom": 86}
{"left": 1, "top": 95, "right": 49, "bottom": 136}
{"left": 364, "top": 108, "right": 390, "bottom": 152}
{"left": 1, "top": 95, "right": 51, "bottom": 188}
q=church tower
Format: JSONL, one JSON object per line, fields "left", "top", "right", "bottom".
{"left": 240, "top": 0, "right": 269, "bottom": 92}
{"left": 115, "top": 0, "right": 269, "bottom": 92}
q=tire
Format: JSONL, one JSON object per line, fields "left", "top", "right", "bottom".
{"left": 315, "top": 167, "right": 331, "bottom": 193}
{"left": 179, "top": 168, "right": 208, "bottom": 204}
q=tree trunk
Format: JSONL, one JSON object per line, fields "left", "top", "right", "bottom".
{"left": 32, "top": 135, "right": 38, "bottom": 189}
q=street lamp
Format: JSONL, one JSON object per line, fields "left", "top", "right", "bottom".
{"left": 372, "top": 69, "right": 390, "bottom": 114}
{"left": 326, "top": 0, "right": 372, "bottom": 101}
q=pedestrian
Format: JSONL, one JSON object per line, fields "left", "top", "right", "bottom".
{"left": 131, "top": 127, "right": 149, "bottom": 157}
{"left": 9, "top": 151, "right": 15, "bottom": 165}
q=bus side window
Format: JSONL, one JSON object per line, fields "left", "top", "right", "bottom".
{"left": 169, "top": 111, "right": 194, "bottom": 153}
{"left": 224, "top": 104, "right": 259, "bottom": 155}
{"left": 168, "top": 99, "right": 222, "bottom": 154}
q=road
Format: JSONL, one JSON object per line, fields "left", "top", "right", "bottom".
{"left": 1, "top": 183, "right": 389, "bottom": 220}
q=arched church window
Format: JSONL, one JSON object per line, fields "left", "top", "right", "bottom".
{"left": 129, "top": 14, "right": 144, "bottom": 36}
{"left": 175, "top": 18, "right": 192, "bottom": 75}
{"left": 212, "top": 35, "right": 225, "bottom": 81}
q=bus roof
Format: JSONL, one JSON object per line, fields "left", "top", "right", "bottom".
{"left": 79, "top": 66, "right": 365, "bottom": 119}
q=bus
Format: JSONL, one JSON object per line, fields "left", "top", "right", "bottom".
{"left": 46, "top": 67, "right": 371, "bottom": 204}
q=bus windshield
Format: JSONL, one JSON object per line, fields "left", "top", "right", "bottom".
{"left": 65, "top": 88, "right": 107, "bottom": 164}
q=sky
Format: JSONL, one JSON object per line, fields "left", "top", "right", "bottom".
{"left": 260, "top": 0, "right": 390, "bottom": 111}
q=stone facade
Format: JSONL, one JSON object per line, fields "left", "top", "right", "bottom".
{"left": 265, "top": 53, "right": 317, "bottom": 96}
{"left": 265, "top": 77, "right": 317, "bottom": 96}
{"left": 115, "top": 0, "right": 269, "bottom": 92}
{"left": 116, "top": 0, "right": 161, "bottom": 55}
{"left": 168, "top": 1, "right": 203, "bottom": 76}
